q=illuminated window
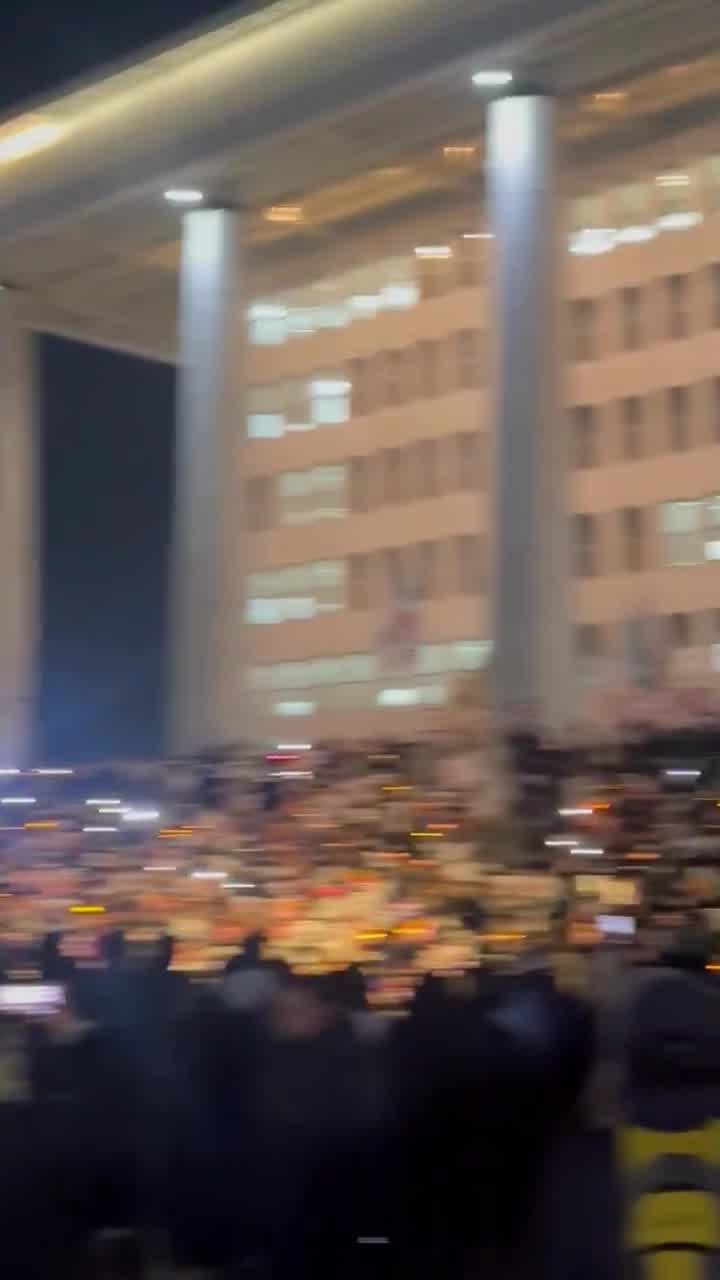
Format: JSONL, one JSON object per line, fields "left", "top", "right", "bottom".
{"left": 246, "top": 561, "right": 346, "bottom": 624}
{"left": 668, "top": 386, "right": 690, "bottom": 452}
{"left": 276, "top": 465, "right": 347, "bottom": 525}
{"left": 572, "top": 406, "right": 597, "bottom": 469}
{"left": 248, "top": 304, "right": 288, "bottom": 346}
{"left": 310, "top": 376, "right": 351, "bottom": 425}
{"left": 274, "top": 701, "right": 316, "bottom": 717}
{"left": 573, "top": 514, "right": 597, "bottom": 577}
{"left": 622, "top": 397, "right": 643, "bottom": 460}
{"left": 661, "top": 500, "right": 703, "bottom": 565}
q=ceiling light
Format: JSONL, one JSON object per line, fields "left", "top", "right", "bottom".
{"left": 656, "top": 173, "right": 689, "bottom": 187}
{"left": 443, "top": 144, "right": 477, "bottom": 158}
{"left": 472, "top": 70, "right": 513, "bottom": 87}
{"left": 414, "top": 245, "right": 452, "bottom": 259}
{"left": 265, "top": 205, "right": 303, "bottom": 224}
{"left": 463, "top": 232, "right": 493, "bottom": 240}
{"left": 0, "top": 117, "right": 65, "bottom": 166}
{"left": 589, "top": 91, "right": 627, "bottom": 109}
{"left": 164, "top": 188, "right": 204, "bottom": 205}
{"left": 568, "top": 228, "right": 616, "bottom": 256}
{"left": 657, "top": 211, "right": 702, "bottom": 231}
{"left": 615, "top": 224, "right": 656, "bottom": 244}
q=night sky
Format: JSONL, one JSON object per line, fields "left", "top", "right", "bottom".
{"left": 0, "top": 1, "right": 239, "bottom": 761}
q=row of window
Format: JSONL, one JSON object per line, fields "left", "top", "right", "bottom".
{"left": 245, "top": 536, "right": 486, "bottom": 623}
{"left": 247, "top": 639, "right": 491, "bottom": 692}
{"left": 577, "top": 613, "right": 720, "bottom": 659}
{"left": 247, "top": 146, "right": 720, "bottom": 347}
{"left": 244, "top": 497, "right": 720, "bottom": 623}
{"left": 571, "top": 380, "right": 720, "bottom": 467}
{"left": 570, "top": 267, "right": 720, "bottom": 360}
{"left": 246, "top": 330, "right": 485, "bottom": 437}
{"left": 247, "top": 432, "right": 486, "bottom": 530}
{"left": 573, "top": 497, "right": 720, "bottom": 576}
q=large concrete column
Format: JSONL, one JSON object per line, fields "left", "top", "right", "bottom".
{"left": 487, "top": 93, "right": 570, "bottom": 734}
{"left": 0, "top": 289, "right": 36, "bottom": 764}
{"left": 170, "top": 207, "right": 248, "bottom": 753}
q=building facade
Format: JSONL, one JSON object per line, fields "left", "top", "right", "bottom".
{"left": 1, "top": 0, "right": 720, "bottom": 752}
{"left": 240, "top": 122, "right": 720, "bottom": 738}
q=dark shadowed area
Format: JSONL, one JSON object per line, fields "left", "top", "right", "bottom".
{"left": 37, "top": 338, "right": 175, "bottom": 761}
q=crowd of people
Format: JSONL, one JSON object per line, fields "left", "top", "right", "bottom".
{"left": 1, "top": 726, "right": 720, "bottom": 1277}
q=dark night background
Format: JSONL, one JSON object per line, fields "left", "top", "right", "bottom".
{"left": 0, "top": 1, "right": 238, "bottom": 761}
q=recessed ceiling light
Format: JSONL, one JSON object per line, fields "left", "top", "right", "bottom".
{"left": 591, "top": 90, "right": 627, "bottom": 106}
{"left": 472, "top": 70, "right": 513, "bottom": 88}
{"left": 656, "top": 173, "right": 690, "bottom": 187}
{"left": 463, "top": 232, "right": 493, "bottom": 240}
{"left": 657, "top": 211, "right": 702, "bottom": 231}
{"left": 164, "top": 188, "right": 204, "bottom": 205}
{"left": 414, "top": 245, "right": 452, "bottom": 259}
{"left": 265, "top": 205, "right": 303, "bottom": 223}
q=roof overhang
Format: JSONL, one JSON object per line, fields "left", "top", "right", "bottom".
{"left": 0, "top": 0, "right": 718, "bottom": 360}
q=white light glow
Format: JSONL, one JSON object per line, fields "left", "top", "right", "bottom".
{"left": 270, "top": 770, "right": 313, "bottom": 779}
{"left": 472, "top": 70, "right": 513, "bottom": 87}
{"left": 657, "top": 211, "right": 702, "bottom": 231}
{"left": 83, "top": 826, "right": 118, "bottom": 833}
{"left": 191, "top": 870, "right": 228, "bottom": 880}
{"left": 463, "top": 232, "right": 493, "bottom": 240}
{"left": 143, "top": 865, "right": 177, "bottom": 872}
{"left": 414, "top": 245, "right": 452, "bottom": 259}
{"left": 164, "top": 188, "right": 204, "bottom": 205}
{"left": 544, "top": 837, "right": 581, "bottom": 848}
{"left": 85, "top": 799, "right": 121, "bottom": 807}
{"left": 571, "top": 847, "right": 604, "bottom": 857}
{"left": 276, "top": 743, "right": 312, "bottom": 752}
{"left": 664, "top": 768, "right": 701, "bottom": 779}
{"left": 1, "top": 797, "right": 35, "bottom": 805}
{"left": 0, "top": 118, "right": 65, "bottom": 165}
{"left": 122, "top": 808, "right": 161, "bottom": 822}
{"left": 33, "top": 768, "right": 73, "bottom": 776}
{"left": 275, "top": 701, "right": 316, "bottom": 717}
{"left": 615, "top": 224, "right": 656, "bottom": 244}
{"left": 656, "top": 173, "right": 689, "bottom": 186}
{"left": 0, "top": 769, "right": 20, "bottom": 776}
{"left": 569, "top": 228, "right": 616, "bottom": 256}
{"left": 309, "top": 379, "right": 351, "bottom": 395}
{"left": 225, "top": 882, "right": 256, "bottom": 890}
{"left": 558, "top": 808, "right": 593, "bottom": 817}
